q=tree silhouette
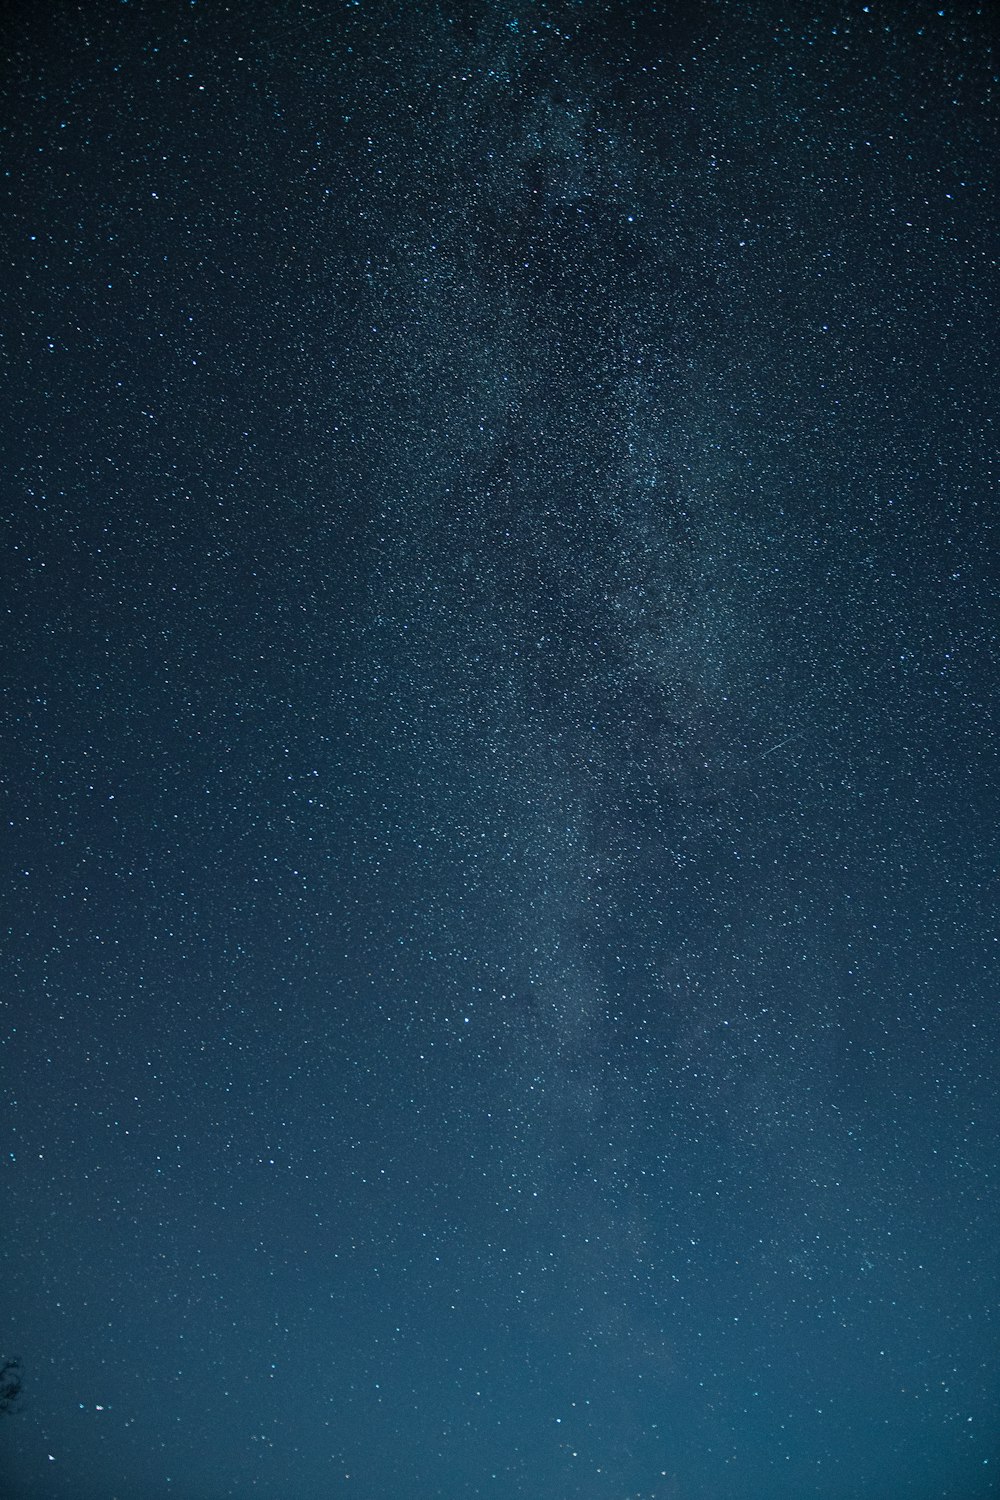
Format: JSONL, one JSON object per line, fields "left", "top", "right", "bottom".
{"left": 0, "top": 1359, "right": 22, "bottom": 1413}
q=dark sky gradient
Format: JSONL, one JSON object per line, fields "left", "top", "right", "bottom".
{"left": 2, "top": 2, "right": 998, "bottom": 1496}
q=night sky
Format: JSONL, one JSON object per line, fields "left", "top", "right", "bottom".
{"left": 2, "top": 1, "right": 998, "bottom": 1497}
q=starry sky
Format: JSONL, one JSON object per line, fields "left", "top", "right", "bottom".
{"left": 2, "top": 1, "right": 998, "bottom": 1497}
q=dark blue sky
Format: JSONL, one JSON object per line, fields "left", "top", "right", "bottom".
{"left": 2, "top": 1, "right": 998, "bottom": 1496}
